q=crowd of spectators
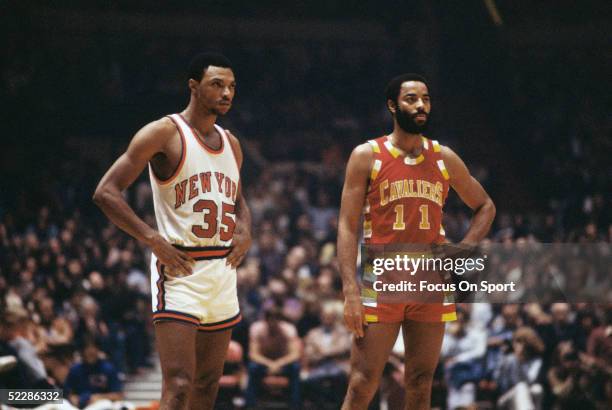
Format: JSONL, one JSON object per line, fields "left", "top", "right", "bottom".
{"left": 1, "top": 151, "right": 610, "bottom": 408}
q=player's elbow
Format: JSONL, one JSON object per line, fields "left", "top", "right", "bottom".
{"left": 486, "top": 197, "right": 496, "bottom": 219}
{"left": 481, "top": 197, "right": 496, "bottom": 224}
{"left": 92, "top": 185, "right": 111, "bottom": 208}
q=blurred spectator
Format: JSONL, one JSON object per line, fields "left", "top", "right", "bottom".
{"left": 441, "top": 309, "right": 487, "bottom": 410}
{"left": 537, "top": 303, "right": 579, "bottom": 362}
{"left": 302, "top": 300, "right": 350, "bottom": 408}
{"left": 217, "top": 340, "right": 246, "bottom": 408}
{"left": 0, "top": 308, "right": 50, "bottom": 389}
{"left": 547, "top": 341, "right": 596, "bottom": 410}
{"left": 36, "top": 297, "right": 74, "bottom": 348}
{"left": 485, "top": 305, "right": 523, "bottom": 379}
{"left": 246, "top": 306, "right": 301, "bottom": 409}
{"left": 494, "top": 326, "right": 545, "bottom": 410}
{"left": 64, "top": 339, "right": 124, "bottom": 409}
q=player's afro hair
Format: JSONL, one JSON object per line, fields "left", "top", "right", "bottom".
{"left": 188, "top": 52, "right": 233, "bottom": 82}
{"left": 385, "top": 73, "right": 429, "bottom": 107}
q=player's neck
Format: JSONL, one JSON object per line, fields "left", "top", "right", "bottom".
{"left": 181, "top": 104, "right": 217, "bottom": 135}
{"left": 389, "top": 130, "right": 423, "bottom": 155}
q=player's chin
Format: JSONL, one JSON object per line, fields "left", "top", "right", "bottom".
{"left": 214, "top": 104, "right": 232, "bottom": 115}
{"left": 212, "top": 106, "right": 230, "bottom": 115}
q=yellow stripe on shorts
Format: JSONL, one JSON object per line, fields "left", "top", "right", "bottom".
{"left": 441, "top": 312, "right": 457, "bottom": 322}
{"left": 365, "top": 314, "right": 379, "bottom": 323}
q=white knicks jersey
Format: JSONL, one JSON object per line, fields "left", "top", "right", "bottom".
{"left": 148, "top": 113, "right": 240, "bottom": 247}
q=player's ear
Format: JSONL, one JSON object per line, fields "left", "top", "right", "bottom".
{"left": 387, "top": 99, "right": 397, "bottom": 114}
{"left": 188, "top": 79, "right": 199, "bottom": 94}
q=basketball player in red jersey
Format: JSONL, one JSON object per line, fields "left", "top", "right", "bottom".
{"left": 338, "top": 74, "right": 495, "bottom": 409}
{"left": 93, "top": 53, "right": 251, "bottom": 410}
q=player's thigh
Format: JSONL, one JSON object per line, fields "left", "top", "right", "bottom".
{"left": 194, "top": 328, "right": 233, "bottom": 379}
{"left": 401, "top": 320, "right": 445, "bottom": 378}
{"left": 155, "top": 321, "right": 198, "bottom": 378}
{"left": 350, "top": 322, "right": 401, "bottom": 381}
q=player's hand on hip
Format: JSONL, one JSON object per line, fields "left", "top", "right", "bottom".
{"left": 226, "top": 226, "right": 252, "bottom": 268}
{"left": 149, "top": 233, "right": 195, "bottom": 277}
{"left": 344, "top": 295, "right": 367, "bottom": 338}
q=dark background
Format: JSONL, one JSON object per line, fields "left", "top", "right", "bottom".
{"left": 2, "top": 0, "right": 609, "bottom": 233}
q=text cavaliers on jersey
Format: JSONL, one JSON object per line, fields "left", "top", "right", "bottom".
{"left": 364, "top": 135, "right": 450, "bottom": 245}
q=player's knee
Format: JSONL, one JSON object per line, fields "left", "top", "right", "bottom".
{"left": 348, "top": 370, "right": 379, "bottom": 399}
{"left": 404, "top": 368, "right": 435, "bottom": 390}
{"left": 193, "top": 369, "right": 222, "bottom": 391}
{"left": 166, "top": 370, "right": 194, "bottom": 394}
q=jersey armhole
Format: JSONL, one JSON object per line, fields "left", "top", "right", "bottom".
{"left": 150, "top": 116, "right": 186, "bottom": 186}
{"left": 222, "top": 127, "right": 242, "bottom": 172}
{"left": 432, "top": 141, "right": 451, "bottom": 181}
{"left": 367, "top": 140, "right": 382, "bottom": 182}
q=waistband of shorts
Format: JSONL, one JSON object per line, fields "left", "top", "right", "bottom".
{"left": 172, "top": 245, "right": 232, "bottom": 261}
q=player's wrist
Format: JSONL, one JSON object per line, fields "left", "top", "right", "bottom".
{"left": 143, "top": 231, "right": 162, "bottom": 247}
{"left": 343, "top": 287, "right": 361, "bottom": 300}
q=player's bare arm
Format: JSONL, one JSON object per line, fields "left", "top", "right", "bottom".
{"left": 224, "top": 129, "right": 252, "bottom": 268}
{"left": 93, "top": 118, "right": 195, "bottom": 276}
{"left": 337, "top": 143, "right": 373, "bottom": 338}
{"left": 442, "top": 145, "right": 496, "bottom": 244}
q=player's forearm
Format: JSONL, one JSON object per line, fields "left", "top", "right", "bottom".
{"left": 337, "top": 223, "right": 361, "bottom": 297}
{"left": 235, "top": 193, "right": 252, "bottom": 234}
{"left": 461, "top": 198, "right": 496, "bottom": 245}
{"left": 93, "top": 185, "right": 158, "bottom": 246}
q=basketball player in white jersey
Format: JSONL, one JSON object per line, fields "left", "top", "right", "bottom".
{"left": 94, "top": 53, "right": 251, "bottom": 410}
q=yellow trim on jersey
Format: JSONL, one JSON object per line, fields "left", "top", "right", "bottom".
{"left": 363, "top": 218, "right": 372, "bottom": 238}
{"left": 384, "top": 140, "right": 402, "bottom": 158}
{"left": 422, "top": 136, "right": 429, "bottom": 150}
{"left": 404, "top": 154, "right": 425, "bottom": 165}
{"left": 363, "top": 199, "right": 371, "bottom": 214}
{"left": 368, "top": 140, "right": 381, "bottom": 153}
{"left": 437, "top": 159, "right": 450, "bottom": 180}
{"left": 432, "top": 140, "right": 441, "bottom": 152}
{"left": 371, "top": 159, "right": 382, "bottom": 180}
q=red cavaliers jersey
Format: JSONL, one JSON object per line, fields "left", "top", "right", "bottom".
{"left": 363, "top": 135, "right": 450, "bottom": 244}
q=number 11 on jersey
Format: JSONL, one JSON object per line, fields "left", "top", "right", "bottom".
{"left": 392, "top": 204, "right": 430, "bottom": 230}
